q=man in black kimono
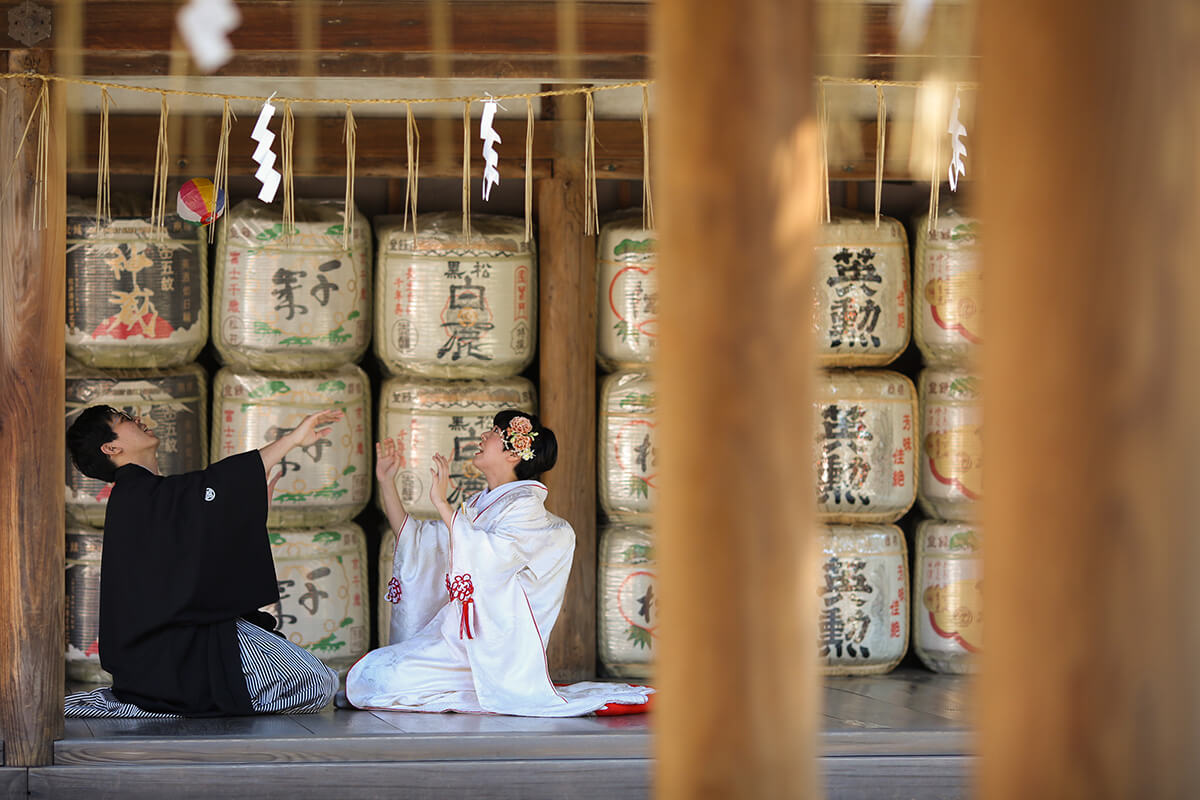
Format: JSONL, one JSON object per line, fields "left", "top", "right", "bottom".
{"left": 63, "top": 405, "right": 342, "bottom": 717}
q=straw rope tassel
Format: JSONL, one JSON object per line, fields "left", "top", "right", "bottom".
{"left": 641, "top": 85, "right": 655, "bottom": 231}
{"left": 405, "top": 102, "right": 420, "bottom": 245}
{"left": 282, "top": 101, "right": 296, "bottom": 240}
{"left": 95, "top": 88, "right": 112, "bottom": 227}
{"left": 524, "top": 97, "right": 534, "bottom": 244}
{"left": 149, "top": 93, "right": 170, "bottom": 238}
{"left": 584, "top": 90, "right": 598, "bottom": 236}
{"left": 927, "top": 94, "right": 941, "bottom": 234}
{"left": 874, "top": 84, "right": 886, "bottom": 229}
{"left": 210, "top": 99, "right": 234, "bottom": 244}
{"left": 342, "top": 104, "right": 357, "bottom": 250}
{"left": 462, "top": 100, "right": 471, "bottom": 240}
{"left": 32, "top": 79, "right": 50, "bottom": 231}
{"left": 818, "top": 79, "right": 831, "bottom": 224}
{"left": 2, "top": 77, "right": 46, "bottom": 203}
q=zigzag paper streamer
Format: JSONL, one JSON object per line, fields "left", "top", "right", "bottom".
{"left": 947, "top": 90, "right": 967, "bottom": 192}
{"left": 251, "top": 96, "right": 281, "bottom": 203}
{"left": 480, "top": 98, "right": 502, "bottom": 201}
{"left": 177, "top": 0, "right": 241, "bottom": 73}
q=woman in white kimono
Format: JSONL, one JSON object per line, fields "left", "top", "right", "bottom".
{"left": 347, "top": 410, "right": 651, "bottom": 716}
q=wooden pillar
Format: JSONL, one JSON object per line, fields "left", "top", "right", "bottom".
{"left": 537, "top": 91, "right": 598, "bottom": 680}
{"left": 654, "top": 1, "right": 819, "bottom": 798}
{"left": 978, "top": 1, "right": 1200, "bottom": 797}
{"left": 0, "top": 50, "right": 67, "bottom": 766}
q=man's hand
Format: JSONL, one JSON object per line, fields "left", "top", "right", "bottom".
{"left": 293, "top": 409, "right": 344, "bottom": 447}
{"left": 376, "top": 437, "right": 401, "bottom": 483}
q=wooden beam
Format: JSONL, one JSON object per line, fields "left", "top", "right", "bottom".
{"left": 655, "top": 0, "right": 819, "bottom": 797}
{"left": 0, "top": 50, "right": 67, "bottom": 767}
{"left": 537, "top": 90, "right": 597, "bottom": 682}
{"left": 977, "top": 0, "right": 1200, "bottom": 797}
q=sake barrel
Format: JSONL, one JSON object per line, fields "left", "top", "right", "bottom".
{"left": 213, "top": 198, "right": 372, "bottom": 370}
{"left": 66, "top": 197, "right": 208, "bottom": 368}
{"left": 818, "top": 524, "right": 909, "bottom": 676}
{"left": 212, "top": 365, "right": 371, "bottom": 527}
{"left": 914, "top": 209, "right": 982, "bottom": 364}
{"left": 378, "top": 376, "right": 536, "bottom": 518}
{"left": 918, "top": 368, "right": 983, "bottom": 521}
{"left": 65, "top": 525, "right": 110, "bottom": 684}
{"left": 65, "top": 361, "right": 208, "bottom": 527}
{"left": 260, "top": 522, "right": 369, "bottom": 677}
{"left": 813, "top": 210, "right": 910, "bottom": 367}
{"left": 374, "top": 212, "right": 536, "bottom": 378}
{"left": 597, "top": 209, "right": 658, "bottom": 369}
{"left": 913, "top": 520, "right": 982, "bottom": 674}
{"left": 599, "top": 370, "right": 658, "bottom": 523}
{"left": 598, "top": 524, "right": 657, "bottom": 679}
{"left": 814, "top": 370, "right": 917, "bottom": 523}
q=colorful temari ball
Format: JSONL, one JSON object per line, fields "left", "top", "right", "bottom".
{"left": 176, "top": 177, "right": 226, "bottom": 226}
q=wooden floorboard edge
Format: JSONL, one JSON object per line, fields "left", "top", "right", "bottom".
{"left": 0, "top": 767, "right": 27, "bottom": 800}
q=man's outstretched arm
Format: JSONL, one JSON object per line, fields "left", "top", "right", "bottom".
{"left": 259, "top": 409, "right": 345, "bottom": 480}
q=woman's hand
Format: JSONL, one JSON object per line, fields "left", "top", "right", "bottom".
{"left": 376, "top": 437, "right": 402, "bottom": 483}
{"left": 429, "top": 453, "right": 453, "bottom": 511}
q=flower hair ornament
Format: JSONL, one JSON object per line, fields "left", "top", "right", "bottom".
{"left": 501, "top": 416, "right": 538, "bottom": 461}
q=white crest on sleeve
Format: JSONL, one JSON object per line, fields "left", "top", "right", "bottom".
{"left": 204, "top": 487, "right": 216, "bottom": 502}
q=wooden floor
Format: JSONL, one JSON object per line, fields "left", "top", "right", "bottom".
{"left": 3, "top": 668, "right": 973, "bottom": 799}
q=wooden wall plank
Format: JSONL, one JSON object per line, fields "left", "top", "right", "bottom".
{"left": 977, "top": 0, "right": 1200, "bottom": 797}
{"left": 0, "top": 50, "right": 67, "bottom": 767}
{"left": 654, "top": 0, "right": 821, "bottom": 797}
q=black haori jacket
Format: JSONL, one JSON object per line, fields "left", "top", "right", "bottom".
{"left": 99, "top": 451, "right": 280, "bottom": 716}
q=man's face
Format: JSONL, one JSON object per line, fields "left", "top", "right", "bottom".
{"left": 102, "top": 409, "right": 159, "bottom": 459}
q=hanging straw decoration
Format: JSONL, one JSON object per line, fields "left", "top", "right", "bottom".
{"left": 817, "top": 78, "right": 831, "bottom": 224}
{"left": 640, "top": 85, "right": 655, "bottom": 231}
{"left": 461, "top": 100, "right": 472, "bottom": 240}
{"left": 95, "top": 88, "right": 112, "bottom": 227}
{"left": 210, "top": 99, "right": 234, "bottom": 244}
{"left": 149, "top": 93, "right": 171, "bottom": 238}
{"left": 2, "top": 78, "right": 46, "bottom": 207}
{"left": 281, "top": 101, "right": 296, "bottom": 239}
{"left": 404, "top": 102, "right": 420, "bottom": 244}
{"left": 927, "top": 97, "right": 941, "bottom": 234}
{"left": 583, "top": 90, "right": 599, "bottom": 236}
{"left": 874, "top": 84, "right": 886, "bottom": 229}
{"left": 524, "top": 97, "right": 534, "bottom": 243}
{"left": 31, "top": 79, "right": 50, "bottom": 231}
{"left": 342, "top": 104, "right": 357, "bottom": 250}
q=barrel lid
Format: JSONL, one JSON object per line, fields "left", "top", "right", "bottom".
{"left": 601, "top": 370, "right": 656, "bottom": 415}
{"left": 375, "top": 211, "right": 532, "bottom": 255}
{"left": 380, "top": 375, "right": 535, "bottom": 411}
{"left": 817, "top": 208, "right": 907, "bottom": 244}
{"left": 817, "top": 369, "right": 915, "bottom": 401}
{"left": 915, "top": 208, "right": 980, "bottom": 246}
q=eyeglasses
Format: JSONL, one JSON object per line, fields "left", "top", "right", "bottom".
{"left": 109, "top": 408, "right": 135, "bottom": 423}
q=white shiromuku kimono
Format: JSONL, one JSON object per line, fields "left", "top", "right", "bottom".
{"left": 347, "top": 480, "right": 653, "bottom": 716}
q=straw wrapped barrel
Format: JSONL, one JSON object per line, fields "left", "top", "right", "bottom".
{"left": 596, "top": 209, "right": 657, "bottom": 370}
{"left": 65, "top": 197, "right": 208, "bottom": 368}
{"left": 598, "top": 370, "right": 657, "bottom": 523}
{"left": 598, "top": 524, "right": 656, "bottom": 679}
{"left": 377, "top": 376, "right": 536, "bottom": 519}
{"left": 213, "top": 199, "right": 372, "bottom": 370}
{"left": 212, "top": 365, "right": 371, "bottom": 527}
{"left": 814, "top": 210, "right": 910, "bottom": 367}
{"left": 914, "top": 210, "right": 981, "bottom": 365}
{"left": 374, "top": 212, "right": 536, "bottom": 378}
{"left": 65, "top": 361, "right": 208, "bottom": 527}
{"left": 913, "top": 520, "right": 982, "bottom": 674}
{"left": 260, "top": 522, "right": 369, "bottom": 678}
{"left": 814, "top": 370, "right": 917, "bottom": 523}
{"left": 918, "top": 367, "right": 982, "bottom": 520}
{"left": 818, "top": 524, "right": 909, "bottom": 676}
{"left": 65, "top": 525, "right": 109, "bottom": 684}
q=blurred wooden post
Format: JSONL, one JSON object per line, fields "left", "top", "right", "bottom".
{"left": 0, "top": 50, "right": 67, "bottom": 766}
{"left": 978, "top": 0, "right": 1200, "bottom": 797}
{"left": 538, "top": 90, "right": 598, "bottom": 681}
{"left": 654, "top": 1, "right": 820, "bottom": 797}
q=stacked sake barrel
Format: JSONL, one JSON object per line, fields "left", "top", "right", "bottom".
{"left": 63, "top": 197, "right": 211, "bottom": 683}
{"left": 912, "top": 210, "right": 983, "bottom": 674}
{"left": 213, "top": 198, "right": 373, "bottom": 678}
{"left": 372, "top": 213, "right": 539, "bottom": 645}
{"left": 596, "top": 211, "right": 659, "bottom": 679}
{"left": 812, "top": 210, "right": 914, "bottom": 675}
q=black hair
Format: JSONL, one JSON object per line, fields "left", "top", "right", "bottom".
{"left": 66, "top": 405, "right": 121, "bottom": 483}
{"left": 493, "top": 409, "right": 558, "bottom": 481}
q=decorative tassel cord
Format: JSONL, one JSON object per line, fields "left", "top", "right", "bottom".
{"left": 874, "top": 84, "right": 886, "bottom": 228}
{"left": 641, "top": 85, "right": 654, "bottom": 231}
{"left": 928, "top": 116, "right": 941, "bottom": 233}
{"left": 149, "top": 93, "right": 170, "bottom": 238}
{"left": 32, "top": 80, "right": 50, "bottom": 231}
{"left": 210, "top": 100, "right": 234, "bottom": 244}
{"left": 342, "top": 104, "right": 357, "bottom": 250}
{"left": 524, "top": 97, "right": 534, "bottom": 244}
{"left": 404, "top": 102, "right": 419, "bottom": 245}
{"left": 95, "top": 88, "right": 112, "bottom": 227}
{"left": 584, "top": 90, "right": 598, "bottom": 236}
{"left": 462, "top": 100, "right": 471, "bottom": 240}
{"left": 282, "top": 101, "right": 296, "bottom": 240}
{"left": 817, "top": 79, "right": 831, "bottom": 224}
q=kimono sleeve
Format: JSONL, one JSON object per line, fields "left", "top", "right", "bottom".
{"left": 387, "top": 514, "right": 452, "bottom": 645}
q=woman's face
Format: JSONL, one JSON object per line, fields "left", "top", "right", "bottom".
{"left": 472, "top": 425, "right": 511, "bottom": 471}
